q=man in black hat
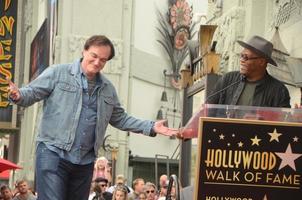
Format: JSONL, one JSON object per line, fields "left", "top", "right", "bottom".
{"left": 89, "top": 177, "right": 112, "bottom": 200}
{"left": 207, "top": 35, "right": 290, "bottom": 108}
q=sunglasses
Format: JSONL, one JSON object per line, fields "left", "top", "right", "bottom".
{"left": 146, "top": 190, "right": 155, "bottom": 194}
{"left": 100, "top": 184, "right": 107, "bottom": 187}
{"left": 240, "top": 53, "right": 261, "bottom": 61}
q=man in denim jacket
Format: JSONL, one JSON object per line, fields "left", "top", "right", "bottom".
{"left": 8, "top": 35, "right": 177, "bottom": 200}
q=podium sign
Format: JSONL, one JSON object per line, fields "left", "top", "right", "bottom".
{"left": 195, "top": 117, "right": 302, "bottom": 200}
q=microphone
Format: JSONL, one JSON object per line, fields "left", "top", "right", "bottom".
{"left": 206, "top": 75, "right": 246, "bottom": 103}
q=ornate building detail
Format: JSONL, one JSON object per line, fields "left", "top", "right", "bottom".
{"left": 268, "top": 28, "right": 292, "bottom": 84}
{"left": 68, "top": 35, "right": 123, "bottom": 74}
{"left": 273, "top": 0, "right": 302, "bottom": 28}
{"left": 68, "top": 35, "right": 87, "bottom": 61}
{"left": 156, "top": 0, "right": 195, "bottom": 76}
{"left": 207, "top": 0, "right": 223, "bottom": 22}
{"left": 213, "top": 7, "right": 245, "bottom": 72}
{"left": 268, "top": 28, "right": 302, "bottom": 87}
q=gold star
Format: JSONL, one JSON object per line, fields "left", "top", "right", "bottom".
{"left": 293, "top": 136, "right": 299, "bottom": 142}
{"left": 219, "top": 134, "right": 225, "bottom": 140}
{"left": 208, "top": 140, "right": 211, "bottom": 143}
{"left": 232, "top": 134, "right": 236, "bottom": 138}
{"left": 268, "top": 128, "right": 282, "bottom": 142}
{"left": 275, "top": 143, "right": 302, "bottom": 171}
{"left": 227, "top": 143, "right": 231, "bottom": 147}
{"left": 251, "top": 135, "right": 261, "bottom": 146}
{"left": 238, "top": 141, "right": 243, "bottom": 147}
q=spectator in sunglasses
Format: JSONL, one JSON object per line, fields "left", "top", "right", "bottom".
{"left": 89, "top": 177, "right": 112, "bottom": 200}
{"left": 143, "top": 182, "right": 157, "bottom": 200}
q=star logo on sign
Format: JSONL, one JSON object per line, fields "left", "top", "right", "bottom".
{"left": 238, "top": 142, "right": 243, "bottom": 147}
{"left": 293, "top": 136, "right": 299, "bottom": 142}
{"left": 268, "top": 128, "right": 282, "bottom": 142}
{"left": 275, "top": 143, "right": 302, "bottom": 171}
{"left": 251, "top": 135, "right": 261, "bottom": 146}
{"left": 219, "top": 134, "right": 225, "bottom": 140}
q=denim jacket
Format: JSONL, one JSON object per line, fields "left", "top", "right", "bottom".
{"left": 17, "top": 59, "right": 154, "bottom": 155}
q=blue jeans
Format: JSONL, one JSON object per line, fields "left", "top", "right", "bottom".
{"left": 35, "top": 143, "right": 94, "bottom": 200}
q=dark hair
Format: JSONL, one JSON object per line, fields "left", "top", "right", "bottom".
{"left": 0, "top": 185, "right": 11, "bottom": 192}
{"left": 84, "top": 35, "right": 115, "bottom": 60}
{"left": 94, "top": 177, "right": 108, "bottom": 184}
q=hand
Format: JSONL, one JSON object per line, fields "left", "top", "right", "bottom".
{"left": 153, "top": 120, "right": 179, "bottom": 137}
{"left": 6, "top": 77, "right": 21, "bottom": 101}
{"left": 177, "top": 127, "right": 195, "bottom": 140}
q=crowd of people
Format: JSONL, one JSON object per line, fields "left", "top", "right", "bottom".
{"left": 0, "top": 180, "right": 37, "bottom": 200}
{"left": 88, "top": 156, "right": 175, "bottom": 200}
{"left": 89, "top": 155, "right": 179, "bottom": 200}
{"left": 89, "top": 168, "right": 174, "bottom": 200}
{"left": 0, "top": 157, "right": 175, "bottom": 200}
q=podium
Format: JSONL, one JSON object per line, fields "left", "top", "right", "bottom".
{"left": 183, "top": 104, "right": 302, "bottom": 200}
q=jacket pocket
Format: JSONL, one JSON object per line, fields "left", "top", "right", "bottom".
{"left": 57, "top": 82, "right": 77, "bottom": 92}
{"left": 103, "top": 95, "right": 115, "bottom": 122}
{"left": 103, "top": 96, "right": 115, "bottom": 105}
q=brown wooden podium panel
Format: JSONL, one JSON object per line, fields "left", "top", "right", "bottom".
{"left": 194, "top": 117, "right": 302, "bottom": 200}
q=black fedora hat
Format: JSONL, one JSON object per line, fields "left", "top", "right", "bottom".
{"left": 237, "top": 35, "right": 277, "bottom": 66}
{"left": 94, "top": 177, "right": 108, "bottom": 183}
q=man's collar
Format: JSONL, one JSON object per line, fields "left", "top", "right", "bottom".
{"left": 248, "top": 71, "right": 270, "bottom": 86}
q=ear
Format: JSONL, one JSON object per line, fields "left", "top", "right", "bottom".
{"left": 259, "top": 58, "right": 268, "bottom": 67}
{"left": 82, "top": 49, "right": 88, "bottom": 57}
